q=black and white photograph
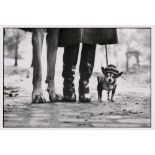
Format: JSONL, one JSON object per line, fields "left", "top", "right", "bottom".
{"left": 3, "top": 28, "right": 151, "bottom": 128}
{"left": 1, "top": 1, "right": 155, "bottom": 155}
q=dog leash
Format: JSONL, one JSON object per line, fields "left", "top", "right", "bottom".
{"left": 105, "top": 44, "right": 108, "bottom": 66}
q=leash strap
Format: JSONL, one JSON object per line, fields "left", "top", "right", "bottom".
{"left": 105, "top": 44, "right": 108, "bottom": 66}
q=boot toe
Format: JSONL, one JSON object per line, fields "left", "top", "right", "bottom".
{"left": 63, "top": 94, "right": 76, "bottom": 102}
{"left": 79, "top": 93, "right": 91, "bottom": 103}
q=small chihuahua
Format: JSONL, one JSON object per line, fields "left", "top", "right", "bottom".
{"left": 97, "top": 64, "right": 123, "bottom": 102}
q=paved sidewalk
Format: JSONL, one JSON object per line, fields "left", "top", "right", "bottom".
{"left": 4, "top": 98, "right": 151, "bottom": 128}
{"left": 4, "top": 66, "right": 151, "bottom": 128}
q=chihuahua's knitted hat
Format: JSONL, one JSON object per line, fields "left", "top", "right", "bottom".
{"left": 105, "top": 64, "right": 119, "bottom": 75}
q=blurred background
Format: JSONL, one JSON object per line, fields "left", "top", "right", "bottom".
{"left": 4, "top": 28, "right": 151, "bottom": 72}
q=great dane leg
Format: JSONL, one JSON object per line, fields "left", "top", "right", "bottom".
{"left": 46, "top": 29, "right": 62, "bottom": 101}
{"left": 32, "top": 29, "right": 46, "bottom": 103}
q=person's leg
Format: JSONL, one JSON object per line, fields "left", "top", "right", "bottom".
{"left": 79, "top": 43, "right": 96, "bottom": 102}
{"left": 62, "top": 43, "right": 80, "bottom": 101}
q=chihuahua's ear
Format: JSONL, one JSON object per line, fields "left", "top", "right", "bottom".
{"left": 101, "top": 67, "right": 106, "bottom": 75}
{"left": 116, "top": 72, "right": 123, "bottom": 78}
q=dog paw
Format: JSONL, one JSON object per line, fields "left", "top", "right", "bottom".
{"left": 32, "top": 93, "right": 46, "bottom": 103}
{"left": 47, "top": 86, "right": 62, "bottom": 102}
{"left": 49, "top": 93, "right": 62, "bottom": 102}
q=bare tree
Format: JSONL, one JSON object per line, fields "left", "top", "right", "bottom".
{"left": 14, "top": 30, "right": 20, "bottom": 66}
{"left": 4, "top": 29, "right": 24, "bottom": 66}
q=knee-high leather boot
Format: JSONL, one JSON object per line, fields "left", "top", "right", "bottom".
{"left": 79, "top": 44, "right": 96, "bottom": 102}
{"left": 62, "top": 43, "right": 79, "bottom": 102}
